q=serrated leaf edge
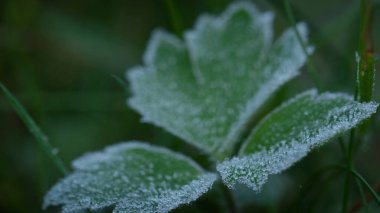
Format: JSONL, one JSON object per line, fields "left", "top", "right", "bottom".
{"left": 216, "top": 89, "right": 378, "bottom": 190}
{"left": 44, "top": 142, "right": 218, "bottom": 213}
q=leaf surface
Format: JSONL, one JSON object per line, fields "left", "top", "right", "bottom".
{"left": 128, "top": 2, "right": 312, "bottom": 158}
{"left": 217, "top": 90, "right": 378, "bottom": 190}
{"left": 44, "top": 142, "right": 217, "bottom": 213}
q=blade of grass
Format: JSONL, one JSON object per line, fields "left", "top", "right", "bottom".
{"left": 291, "top": 165, "right": 344, "bottom": 212}
{"left": 111, "top": 74, "right": 130, "bottom": 95}
{"left": 0, "top": 82, "right": 69, "bottom": 176}
{"left": 354, "top": 178, "right": 368, "bottom": 212}
{"left": 356, "top": 0, "right": 375, "bottom": 108}
{"left": 342, "top": 0, "right": 375, "bottom": 211}
{"left": 283, "top": 0, "right": 322, "bottom": 91}
{"left": 357, "top": 0, "right": 374, "bottom": 76}
{"left": 337, "top": 165, "right": 380, "bottom": 210}
{"left": 350, "top": 169, "right": 380, "bottom": 207}
{"left": 219, "top": 181, "right": 237, "bottom": 213}
{"left": 322, "top": 164, "right": 380, "bottom": 211}
{"left": 342, "top": 126, "right": 358, "bottom": 212}
{"left": 111, "top": 74, "right": 128, "bottom": 88}
{"left": 357, "top": 0, "right": 375, "bottom": 133}
{"left": 357, "top": 52, "right": 375, "bottom": 103}
{"left": 349, "top": 181, "right": 380, "bottom": 212}
{"left": 342, "top": 172, "right": 353, "bottom": 213}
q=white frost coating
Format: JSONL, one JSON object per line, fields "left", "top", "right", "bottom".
{"left": 44, "top": 142, "right": 217, "bottom": 213}
{"left": 186, "top": 1, "right": 261, "bottom": 32}
{"left": 184, "top": 2, "right": 274, "bottom": 85}
{"left": 185, "top": 1, "right": 274, "bottom": 46}
{"left": 143, "top": 29, "right": 185, "bottom": 69}
{"left": 217, "top": 22, "right": 311, "bottom": 154}
{"left": 72, "top": 141, "right": 205, "bottom": 172}
{"left": 127, "top": 1, "right": 312, "bottom": 159}
{"left": 217, "top": 90, "right": 378, "bottom": 190}
{"left": 217, "top": 141, "right": 308, "bottom": 190}
{"left": 114, "top": 173, "right": 217, "bottom": 213}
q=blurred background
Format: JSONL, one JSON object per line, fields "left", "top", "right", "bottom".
{"left": 1, "top": 0, "right": 380, "bottom": 212}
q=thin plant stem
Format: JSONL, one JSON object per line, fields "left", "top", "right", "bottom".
{"left": 357, "top": 0, "right": 375, "bottom": 134}
{"left": 350, "top": 169, "right": 380, "bottom": 207}
{"left": 220, "top": 182, "right": 238, "bottom": 213}
{"left": 342, "top": 173, "right": 352, "bottom": 213}
{"left": 354, "top": 178, "right": 368, "bottom": 212}
{"left": 338, "top": 137, "right": 347, "bottom": 159}
{"left": 317, "top": 164, "right": 380, "bottom": 210}
{"left": 292, "top": 164, "right": 379, "bottom": 211}
{"left": 350, "top": 181, "right": 380, "bottom": 212}
{"left": 342, "top": 0, "right": 375, "bottom": 211}
{"left": 283, "top": 0, "right": 323, "bottom": 91}
{"left": 111, "top": 74, "right": 128, "bottom": 89}
{"left": 342, "top": 127, "right": 357, "bottom": 212}
{"left": 330, "top": 164, "right": 380, "bottom": 210}
{"left": 292, "top": 165, "right": 343, "bottom": 212}
{"left": 111, "top": 74, "right": 130, "bottom": 95}
{"left": 0, "top": 82, "right": 69, "bottom": 176}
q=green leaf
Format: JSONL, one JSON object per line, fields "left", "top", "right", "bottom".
{"left": 128, "top": 2, "right": 312, "bottom": 159}
{"left": 44, "top": 142, "right": 217, "bottom": 213}
{"left": 217, "top": 90, "right": 378, "bottom": 190}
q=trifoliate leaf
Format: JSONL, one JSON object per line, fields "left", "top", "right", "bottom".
{"left": 44, "top": 142, "right": 217, "bottom": 213}
{"left": 217, "top": 89, "right": 378, "bottom": 190}
{"left": 127, "top": 1, "right": 312, "bottom": 159}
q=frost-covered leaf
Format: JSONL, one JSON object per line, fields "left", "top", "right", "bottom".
{"left": 217, "top": 89, "right": 378, "bottom": 190}
{"left": 128, "top": 1, "right": 312, "bottom": 158}
{"left": 44, "top": 142, "right": 217, "bottom": 213}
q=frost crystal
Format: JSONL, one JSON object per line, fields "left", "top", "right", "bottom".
{"left": 44, "top": 142, "right": 217, "bottom": 213}
{"left": 127, "top": 1, "right": 312, "bottom": 158}
{"left": 217, "top": 90, "right": 378, "bottom": 190}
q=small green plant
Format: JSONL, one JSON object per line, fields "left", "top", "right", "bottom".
{"left": 1, "top": 1, "right": 379, "bottom": 213}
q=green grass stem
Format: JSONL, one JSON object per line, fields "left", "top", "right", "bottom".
{"left": 283, "top": 0, "right": 322, "bottom": 91}
{"left": 0, "top": 82, "right": 69, "bottom": 176}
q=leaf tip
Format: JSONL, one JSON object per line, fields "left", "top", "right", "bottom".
{"left": 143, "top": 29, "right": 184, "bottom": 66}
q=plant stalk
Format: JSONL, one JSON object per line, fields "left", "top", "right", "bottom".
{"left": 220, "top": 183, "right": 238, "bottom": 213}
{"left": 283, "top": 0, "right": 322, "bottom": 91}
{"left": 0, "top": 82, "right": 69, "bottom": 176}
{"left": 349, "top": 170, "right": 380, "bottom": 207}
{"left": 341, "top": 0, "right": 374, "bottom": 211}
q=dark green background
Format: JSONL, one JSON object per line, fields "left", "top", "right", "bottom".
{"left": 1, "top": 0, "right": 380, "bottom": 212}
